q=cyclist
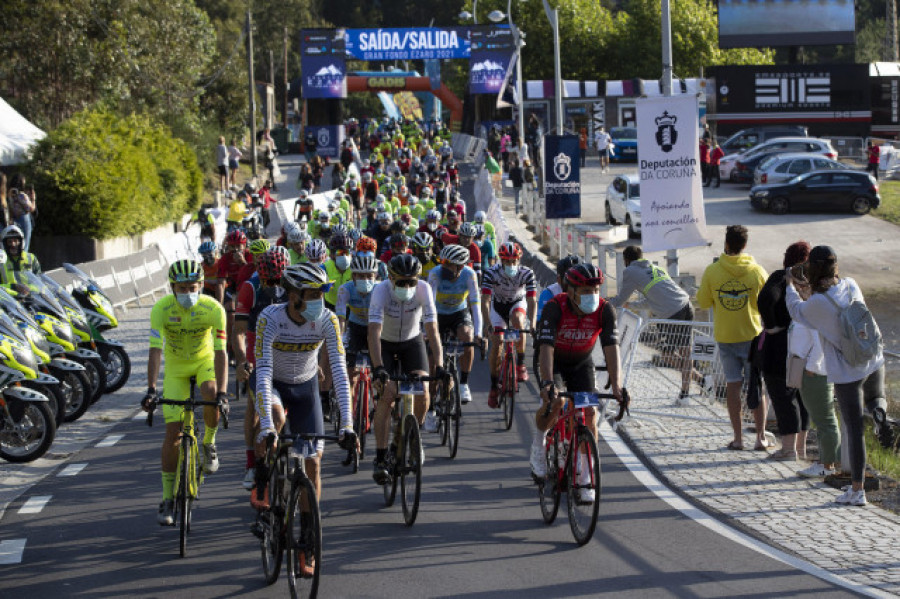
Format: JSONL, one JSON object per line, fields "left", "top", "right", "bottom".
{"left": 439, "top": 221, "right": 482, "bottom": 277}
{"left": 199, "top": 241, "right": 220, "bottom": 298}
{"left": 426, "top": 245, "right": 483, "bottom": 411}
{"left": 532, "top": 264, "right": 623, "bottom": 503}
{"left": 234, "top": 250, "right": 288, "bottom": 490}
{"left": 368, "top": 254, "right": 444, "bottom": 485}
{"left": 481, "top": 242, "right": 537, "bottom": 407}
{"left": 143, "top": 260, "right": 229, "bottom": 526}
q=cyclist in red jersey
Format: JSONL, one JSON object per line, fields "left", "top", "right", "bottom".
{"left": 532, "top": 264, "right": 623, "bottom": 484}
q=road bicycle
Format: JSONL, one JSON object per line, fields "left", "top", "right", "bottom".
{"left": 537, "top": 385, "right": 629, "bottom": 546}
{"left": 496, "top": 328, "right": 528, "bottom": 431}
{"left": 435, "top": 334, "right": 483, "bottom": 459}
{"left": 253, "top": 430, "right": 342, "bottom": 599}
{"left": 147, "top": 389, "right": 229, "bottom": 557}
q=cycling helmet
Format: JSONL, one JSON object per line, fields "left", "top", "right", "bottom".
{"left": 329, "top": 234, "right": 353, "bottom": 252}
{"left": 287, "top": 227, "right": 306, "bottom": 244}
{"left": 168, "top": 259, "right": 204, "bottom": 284}
{"left": 248, "top": 239, "right": 271, "bottom": 255}
{"left": 556, "top": 254, "right": 583, "bottom": 277}
{"left": 1, "top": 225, "right": 24, "bottom": 241}
{"left": 565, "top": 263, "right": 604, "bottom": 287}
{"left": 225, "top": 229, "right": 247, "bottom": 247}
{"left": 282, "top": 263, "right": 329, "bottom": 292}
{"left": 305, "top": 239, "right": 328, "bottom": 263}
{"left": 440, "top": 244, "right": 469, "bottom": 266}
{"left": 458, "top": 222, "right": 477, "bottom": 238}
{"left": 389, "top": 233, "right": 408, "bottom": 248}
{"left": 257, "top": 249, "right": 288, "bottom": 282}
{"left": 388, "top": 253, "right": 422, "bottom": 278}
{"left": 498, "top": 241, "right": 523, "bottom": 261}
{"left": 411, "top": 231, "right": 434, "bottom": 249}
{"left": 198, "top": 241, "right": 217, "bottom": 255}
{"left": 356, "top": 236, "right": 377, "bottom": 254}
{"left": 474, "top": 210, "right": 487, "bottom": 224}
{"left": 350, "top": 254, "right": 379, "bottom": 274}
{"left": 426, "top": 209, "right": 440, "bottom": 221}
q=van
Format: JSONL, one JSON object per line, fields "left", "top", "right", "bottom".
{"left": 719, "top": 126, "right": 809, "bottom": 154}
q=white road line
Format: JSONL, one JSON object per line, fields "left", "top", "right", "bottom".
{"left": 600, "top": 422, "right": 894, "bottom": 599}
{"left": 0, "top": 539, "right": 26, "bottom": 565}
{"left": 18, "top": 495, "right": 52, "bottom": 515}
{"left": 96, "top": 435, "right": 124, "bottom": 448}
{"left": 57, "top": 463, "right": 87, "bottom": 477}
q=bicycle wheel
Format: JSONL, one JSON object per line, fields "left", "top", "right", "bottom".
{"left": 566, "top": 428, "right": 601, "bottom": 546}
{"left": 502, "top": 351, "right": 516, "bottom": 431}
{"left": 287, "top": 475, "right": 322, "bottom": 599}
{"left": 539, "top": 433, "right": 561, "bottom": 525}
{"left": 261, "top": 453, "right": 287, "bottom": 584}
{"left": 447, "top": 370, "right": 461, "bottom": 459}
{"left": 400, "top": 414, "right": 422, "bottom": 526}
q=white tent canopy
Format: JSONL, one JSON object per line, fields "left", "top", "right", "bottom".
{"left": 0, "top": 97, "right": 45, "bottom": 165}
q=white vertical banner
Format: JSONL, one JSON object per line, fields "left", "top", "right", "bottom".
{"left": 636, "top": 95, "right": 708, "bottom": 252}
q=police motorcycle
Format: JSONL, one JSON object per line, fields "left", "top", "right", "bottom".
{"left": 61, "top": 263, "right": 131, "bottom": 393}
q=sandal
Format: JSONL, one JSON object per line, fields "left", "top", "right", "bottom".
{"left": 726, "top": 441, "right": 744, "bottom": 451}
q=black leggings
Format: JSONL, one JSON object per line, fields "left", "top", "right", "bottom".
{"left": 763, "top": 373, "right": 809, "bottom": 435}
{"left": 834, "top": 366, "right": 886, "bottom": 484}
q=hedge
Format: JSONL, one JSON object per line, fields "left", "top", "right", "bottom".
{"left": 29, "top": 107, "right": 203, "bottom": 240}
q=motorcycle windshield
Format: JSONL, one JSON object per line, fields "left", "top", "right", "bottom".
{"left": 15, "top": 271, "right": 68, "bottom": 320}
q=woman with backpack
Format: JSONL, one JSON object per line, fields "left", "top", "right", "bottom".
{"left": 784, "top": 245, "right": 886, "bottom": 507}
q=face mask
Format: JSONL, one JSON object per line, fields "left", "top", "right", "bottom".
{"left": 300, "top": 299, "right": 324, "bottom": 321}
{"left": 355, "top": 279, "right": 375, "bottom": 294}
{"left": 335, "top": 255, "right": 351, "bottom": 271}
{"left": 176, "top": 292, "right": 199, "bottom": 309}
{"left": 578, "top": 292, "right": 600, "bottom": 314}
{"left": 393, "top": 284, "right": 415, "bottom": 302}
{"left": 504, "top": 265, "right": 518, "bottom": 278}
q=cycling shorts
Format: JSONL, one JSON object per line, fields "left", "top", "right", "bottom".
{"left": 490, "top": 298, "right": 527, "bottom": 330}
{"left": 162, "top": 356, "right": 218, "bottom": 424}
{"left": 345, "top": 322, "right": 369, "bottom": 368}
{"left": 381, "top": 335, "right": 428, "bottom": 375}
{"left": 251, "top": 374, "right": 325, "bottom": 456}
{"left": 437, "top": 310, "right": 473, "bottom": 339}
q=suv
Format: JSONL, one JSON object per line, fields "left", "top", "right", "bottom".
{"left": 719, "top": 126, "right": 809, "bottom": 154}
{"left": 721, "top": 137, "right": 837, "bottom": 183}
{"left": 605, "top": 174, "right": 642, "bottom": 238}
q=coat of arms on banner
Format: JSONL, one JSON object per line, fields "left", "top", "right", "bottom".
{"left": 553, "top": 152, "right": 572, "bottom": 180}
{"left": 654, "top": 111, "right": 678, "bottom": 153}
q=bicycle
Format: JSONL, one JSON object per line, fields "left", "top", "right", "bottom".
{"left": 537, "top": 385, "right": 629, "bottom": 546}
{"left": 347, "top": 350, "right": 373, "bottom": 474}
{"left": 496, "top": 328, "right": 528, "bottom": 431}
{"left": 253, "top": 430, "right": 342, "bottom": 599}
{"left": 147, "top": 390, "right": 229, "bottom": 557}
{"left": 435, "top": 335, "right": 483, "bottom": 459}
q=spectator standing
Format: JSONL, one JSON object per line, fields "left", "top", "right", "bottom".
{"left": 578, "top": 128, "right": 588, "bottom": 168}
{"left": 697, "top": 225, "right": 769, "bottom": 451}
{"left": 594, "top": 127, "right": 611, "bottom": 173}
{"left": 784, "top": 246, "right": 886, "bottom": 506}
{"left": 508, "top": 158, "right": 524, "bottom": 214}
{"left": 707, "top": 141, "right": 724, "bottom": 188}
{"left": 216, "top": 136, "right": 229, "bottom": 194}
{"left": 699, "top": 138, "right": 711, "bottom": 186}
{"left": 228, "top": 139, "right": 242, "bottom": 190}
{"left": 866, "top": 141, "right": 880, "bottom": 181}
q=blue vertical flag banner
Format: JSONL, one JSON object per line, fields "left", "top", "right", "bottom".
{"left": 544, "top": 135, "right": 581, "bottom": 219}
{"left": 301, "top": 29, "right": 347, "bottom": 99}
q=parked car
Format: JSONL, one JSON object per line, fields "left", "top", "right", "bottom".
{"left": 720, "top": 137, "right": 837, "bottom": 182}
{"left": 749, "top": 170, "right": 880, "bottom": 215}
{"left": 609, "top": 127, "right": 638, "bottom": 162}
{"left": 753, "top": 153, "right": 847, "bottom": 186}
{"left": 718, "top": 126, "right": 808, "bottom": 155}
{"left": 605, "top": 174, "right": 642, "bottom": 237}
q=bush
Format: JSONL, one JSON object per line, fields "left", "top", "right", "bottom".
{"left": 28, "top": 107, "right": 203, "bottom": 240}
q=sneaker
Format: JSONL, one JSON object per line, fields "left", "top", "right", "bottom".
{"left": 516, "top": 365, "right": 528, "bottom": 382}
{"left": 459, "top": 384, "right": 472, "bottom": 404}
{"left": 242, "top": 467, "right": 256, "bottom": 491}
{"left": 797, "top": 463, "right": 835, "bottom": 478}
{"left": 530, "top": 441, "right": 547, "bottom": 478}
{"left": 203, "top": 443, "right": 219, "bottom": 474}
{"left": 423, "top": 410, "right": 438, "bottom": 433}
{"left": 157, "top": 499, "right": 175, "bottom": 526}
{"left": 488, "top": 387, "right": 500, "bottom": 409}
{"left": 835, "top": 486, "right": 867, "bottom": 506}
{"left": 372, "top": 460, "right": 390, "bottom": 485}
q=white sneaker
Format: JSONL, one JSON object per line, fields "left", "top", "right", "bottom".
{"left": 243, "top": 467, "right": 256, "bottom": 491}
{"left": 530, "top": 441, "right": 547, "bottom": 478}
{"left": 797, "top": 463, "right": 835, "bottom": 478}
{"left": 459, "top": 384, "right": 472, "bottom": 404}
{"left": 835, "top": 486, "right": 867, "bottom": 506}
{"left": 423, "top": 410, "right": 438, "bottom": 433}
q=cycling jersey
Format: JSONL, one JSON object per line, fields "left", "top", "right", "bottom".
{"left": 482, "top": 263, "right": 537, "bottom": 304}
{"left": 427, "top": 265, "right": 482, "bottom": 333}
{"left": 537, "top": 282, "right": 562, "bottom": 316}
{"left": 235, "top": 274, "right": 286, "bottom": 366}
{"left": 335, "top": 281, "right": 373, "bottom": 327}
{"left": 536, "top": 294, "right": 618, "bottom": 365}
{"left": 368, "top": 279, "right": 437, "bottom": 343}
{"left": 149, "top": 294, "right": 226, "bottom": 361}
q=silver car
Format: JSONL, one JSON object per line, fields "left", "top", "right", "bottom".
{"left": 753, "top": 153, "right": 847, "bottom": 186}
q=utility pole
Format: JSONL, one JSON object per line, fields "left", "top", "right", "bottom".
{"left": 283, "top": 27, "right": 289, "bottom": 128}
{"left": 247, "top": 10, "right": 257, "bottom": 176}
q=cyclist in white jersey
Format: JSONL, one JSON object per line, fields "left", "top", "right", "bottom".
{"left": 368, "top": 253, "right": 444, "bottom": 485}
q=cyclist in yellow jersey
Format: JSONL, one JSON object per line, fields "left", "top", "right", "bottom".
{"left": 142, "top": 259, "right": 229, "bottom": 526}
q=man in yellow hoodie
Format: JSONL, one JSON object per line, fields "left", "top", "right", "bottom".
{"left": 698, "top": 225, "right": 769, "bottom": 451}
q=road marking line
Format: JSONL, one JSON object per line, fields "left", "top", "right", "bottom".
{"left": 57, "top": 463, "right": 87, "bottom": 477}
{"left": 0, "top": 539, "right": 26, "bottom": 565}
{"left": 600, "top": 422, "right": 894, "bottom": 599}
{"left": 96, "top": 434, "right": 124, "bottom": 448}
{"left": 18, "top": 495, "right": 52, "bottom": 515}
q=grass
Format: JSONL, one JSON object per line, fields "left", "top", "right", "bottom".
{"left": 874, "top": 180, "right": 900, "bottom": 225}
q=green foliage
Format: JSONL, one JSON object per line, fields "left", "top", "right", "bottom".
{"left": 27, "top": 108, "right": 202, "bottom": 240}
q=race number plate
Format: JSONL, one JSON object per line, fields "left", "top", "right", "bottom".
{"left": 399, "top": 381, "right": 426, "bottom": 396}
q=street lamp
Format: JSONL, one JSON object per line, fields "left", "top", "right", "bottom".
{"left": 487, "top": 2, "right": 526, "bottom": 152}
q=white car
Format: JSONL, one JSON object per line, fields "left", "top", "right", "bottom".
{"left": 753, "top": 153, "right": 846, "bottom": 186}
{"left": 719, "top": 137, "right": 838, "bottom": 182}
{"left": 605, "top": 174, "right": 641, "bottom": 238}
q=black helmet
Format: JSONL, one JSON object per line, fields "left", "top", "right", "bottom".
{"left": 388, "top": 253, "right": 422, "bottom": 278}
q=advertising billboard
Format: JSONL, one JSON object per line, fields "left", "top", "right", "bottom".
{"left": 717, "top": 0, "right": 855, "bottom": 48}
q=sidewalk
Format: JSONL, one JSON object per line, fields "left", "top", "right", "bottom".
{"left": 500, "top": 168, "right": 900, "bottom": 597}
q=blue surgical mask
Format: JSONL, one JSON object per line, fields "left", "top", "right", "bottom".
{"left": 355, "top": 279, "right": 375, "bottom": 294}
{"left": 301, "top": 299, "right": 324, "bottom": 321}
{"left": 578, "top": 292, "right": 600, "bottom": 314}
{"left": 504, "top": 265, "right": 518, "bottom": 277}
{"left": 335, "top": 255, "right": 351, "bottom": 271}
{"left": 393, "top": 284, "right": 415, "bottom": 302}
{"left": 176, "top": 292, "right": 199, "bottom": 309}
